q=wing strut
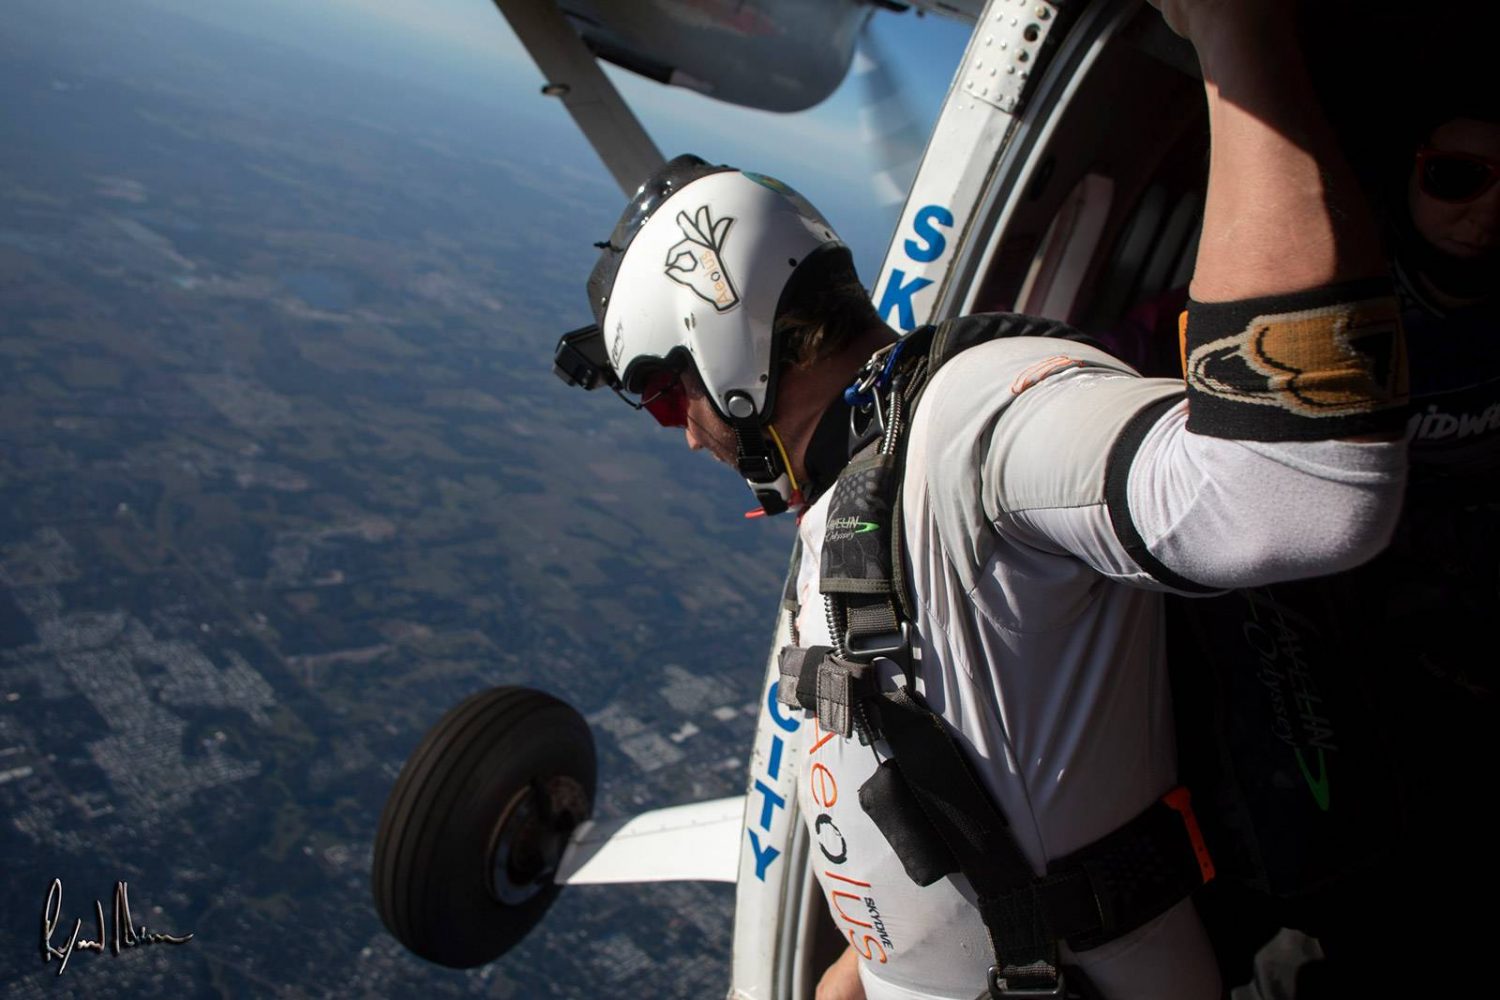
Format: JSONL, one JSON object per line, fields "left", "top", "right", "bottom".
{"left": 491, "top": 0, "right": 666, "bottom": 196}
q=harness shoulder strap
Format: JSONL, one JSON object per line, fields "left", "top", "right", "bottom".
{"left": 821, "top": 315, "right": 1072, "bottom": 667}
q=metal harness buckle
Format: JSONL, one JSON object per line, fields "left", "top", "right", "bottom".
{"left": 987, "top": 966, "right": 1066, "bottom": 998}
{"left": 843, "top": 620, "right": 912, "bottom": 666}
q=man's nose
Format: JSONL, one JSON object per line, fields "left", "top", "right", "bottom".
{"left": 684, "top": 423, "right": 704, "bottom": 452}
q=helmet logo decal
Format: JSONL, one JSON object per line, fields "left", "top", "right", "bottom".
{"left": 664, "top": 206, "right": 739, "bottom": 312}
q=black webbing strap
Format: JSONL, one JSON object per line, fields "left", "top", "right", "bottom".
{"left": 820, "top": 447, "right": 895, "bottom": 596}
{"left": 1102, "top": 393, "right": 1218, "bottom": 595}
{"left": 781, "top": 537, "right": 803, "bottom": 649}
{"left": 781, "top": 537, "right": 802, "bottom": 613}
{"left": 871, "top": 688, "right": 1062, "bottom": 991}
{"left": 823, "top": 317, "right": 1084, "bottom": 666}
{"left": 820, "top": 442, "right": 911, "bottom": 686}
{"left": 777, "top": 646, "right": 827, "bottom": 712}
{"left": 868, "top": 688, "right": 1215, "bottom": 993}
{"left": 1040, "top": 788, "right": 1214, "bottom": 952}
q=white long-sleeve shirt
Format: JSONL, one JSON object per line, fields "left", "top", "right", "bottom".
{"left": 791, "top": 336, "right": 1405, "bottom": 1000}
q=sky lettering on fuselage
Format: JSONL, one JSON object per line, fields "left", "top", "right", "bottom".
{"left": 748, "top": 681, "right": 802, "bottom": 881}
{"left": 904, "top": 205, "right": 953, "bottom": 263}
{"left": 878, "top": 203, "right": 952, "bottom": 331}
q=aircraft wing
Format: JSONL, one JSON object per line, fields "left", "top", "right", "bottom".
{"left": 488, "top": 0, "right": 982, "bottom": 197}
{"left": 555, "top": 795, "right": 745, "bottom": 884}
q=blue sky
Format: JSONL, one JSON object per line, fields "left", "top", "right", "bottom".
{"left": 135, "top": 0, "right": 973, "bottom": 278}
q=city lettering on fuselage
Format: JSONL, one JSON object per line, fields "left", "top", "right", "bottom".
{"left": 877, "top": 204, "right": 954, "bottom": 332}
{"left": 747, "top": 681, "right": 802, "bottom": 882}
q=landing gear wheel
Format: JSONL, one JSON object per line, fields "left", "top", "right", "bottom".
{"left": 372, "top": 686, "right": 596, "bottom": 968}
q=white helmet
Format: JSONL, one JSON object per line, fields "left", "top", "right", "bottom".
{"left": 555, "top": 155, "right": 849, "bottom": 514}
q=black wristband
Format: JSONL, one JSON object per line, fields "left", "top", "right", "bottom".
{"left": 1182, "top": 279, "right": 1409, "bottom": 441}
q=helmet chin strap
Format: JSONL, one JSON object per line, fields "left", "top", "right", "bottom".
{"left": 733, "top": 420, "right": 798, "bottom": 517}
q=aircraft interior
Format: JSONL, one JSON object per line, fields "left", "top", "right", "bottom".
{"left": 965, "top": 5, "right": 1205, "bottom": 375}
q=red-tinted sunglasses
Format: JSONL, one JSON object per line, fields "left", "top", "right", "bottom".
{"left": 612, "top": 368, "right": 689, "bottom": 427}
{"left": 1416, "top": 148, "right": 1500, "bottom": 204}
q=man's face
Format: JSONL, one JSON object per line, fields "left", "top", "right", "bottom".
{"left": 680, "top": 367, "right": 740, "bottom": 468}
{"left": 1409, "top": 118, "right": 1500, "bottom": 260}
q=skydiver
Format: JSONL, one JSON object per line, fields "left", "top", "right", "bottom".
{"left": 556, "top": 0, "right": 1408, "bottom": 996}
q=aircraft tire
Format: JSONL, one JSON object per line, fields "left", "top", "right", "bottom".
{"left": 372, "top": 686, "right": 596, "bottom": 968}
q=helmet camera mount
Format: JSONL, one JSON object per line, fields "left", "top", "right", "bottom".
{"left": 553, "top": 324, "right": 615, "bottom": 392}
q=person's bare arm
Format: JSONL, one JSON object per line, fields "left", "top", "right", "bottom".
{"left": 1146, "top": 0, "right": 1406, "bottom": 447}
{"left": 816, "top": 944, "right": 866, "bottom": 1000}
{"left": 1153, "top": 0, "right": 1385, "bottom": 299}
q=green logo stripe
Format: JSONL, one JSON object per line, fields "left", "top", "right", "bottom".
{"left": 1294, "top": 748, "right": 1331, "bottom": 812}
